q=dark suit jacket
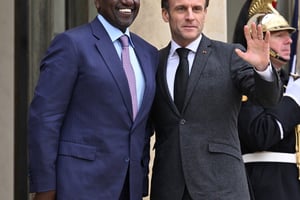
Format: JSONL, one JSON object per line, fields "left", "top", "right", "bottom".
{"left": 28, "top": 18, "right": 158, "bottom": 200}
{"left": 150, "top": 35, "right": 282, "bottom": 200}
{"left": 238, "top": 70, "right": 300, "bottom": 200}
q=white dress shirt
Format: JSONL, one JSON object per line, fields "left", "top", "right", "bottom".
{"left": 166, "top": 34, "right": 274, "bottom": 99}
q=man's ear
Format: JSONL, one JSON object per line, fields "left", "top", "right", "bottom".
{"left": 162, "top": 8, "right": 169, "bottom": 22}
{"left": 94, "top": 0, "right": 100, "bottom": 10}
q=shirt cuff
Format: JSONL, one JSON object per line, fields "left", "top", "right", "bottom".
{"left": 254, "top": 64, "right": 274, "bottom": 82}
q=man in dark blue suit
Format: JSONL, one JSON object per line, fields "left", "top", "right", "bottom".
{"left": 28, "top": 0, "right": 158, "bottom": 199}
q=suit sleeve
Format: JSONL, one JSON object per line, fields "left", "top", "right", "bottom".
{"left": 238, "top": 96, "right": 300, "bottom": 151}
{"left": 28, "top": 33, "right": 79, "bottom": 192}
{"left": 267, "top": 97, "right": 300, "bottom": 134}
{"left": 231, "top": 44, "right": 283, "bottom": 108}
{"left": 251, "top": 67, "right": 283, "bottom": 107}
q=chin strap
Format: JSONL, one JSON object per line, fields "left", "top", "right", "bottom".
{"left": 269, "top": 48, "right": 289, "bottom": 63}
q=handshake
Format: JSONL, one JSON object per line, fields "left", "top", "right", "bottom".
{"left": 285, "top": 77, "right": 300, "bottom": 106}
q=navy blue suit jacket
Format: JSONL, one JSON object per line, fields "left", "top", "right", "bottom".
{"left": 28, "top": 17, "right": 158, "bottom": 200}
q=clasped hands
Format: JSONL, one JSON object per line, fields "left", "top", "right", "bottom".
{"left": 235, "top": 22, "right": 271, "bottom": 71}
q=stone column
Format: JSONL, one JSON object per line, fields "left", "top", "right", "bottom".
{"left": 28, "top": 0, "right": 54, "bottom": 101}
{"left": 66, "top": 0, "right": 89, "bottom": 29}
{"left": 0, "top": 0, "right": 14, "bottom": 199}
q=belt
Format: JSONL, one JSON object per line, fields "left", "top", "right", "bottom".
{"left": 243, "top": 151, "right": 296, "bottom": 164}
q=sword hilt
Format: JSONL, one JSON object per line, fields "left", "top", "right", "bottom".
{"left": 296, "top": 125, "right": 300, "bottom": 180}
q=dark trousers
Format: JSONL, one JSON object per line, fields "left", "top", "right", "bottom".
{"left": 119, "top": 170, "right": 130, "bottom": 200}
{"left": 182, "top": 186, "right": 192, "bottom": 200}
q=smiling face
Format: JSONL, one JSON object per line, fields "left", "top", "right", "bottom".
{"left": 94, "top": 0, "right": 140, "bottom": 32}
{"left": 269, "top": 30, "right": 293, "bottom": 69}
{"left": 162, "top": 0, "right": 207, "bottom": 47}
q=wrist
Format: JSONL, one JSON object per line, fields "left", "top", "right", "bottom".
{"left": 254, "top": 62, "right": 270, "bottom": 71}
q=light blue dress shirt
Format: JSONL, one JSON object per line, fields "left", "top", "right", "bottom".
{"left": 97, "top": 15, "right": 145, "bottom": 110}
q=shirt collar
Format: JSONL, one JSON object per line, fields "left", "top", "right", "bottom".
{"left": 170, "top": 34, "right": 202, "bottom": 57}
{"left": 97, "top": 14, "right": 135, "bottom": 47}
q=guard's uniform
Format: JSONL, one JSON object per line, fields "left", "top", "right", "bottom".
{"left": 238, "top": 70, "right": 300, "bottom": 200}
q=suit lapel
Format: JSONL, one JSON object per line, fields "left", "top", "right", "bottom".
{"left": 131, "top": 35, "right": 153, "bottom": 122}
{"left": 158, "top": 44, "right": 180, "bottom": 115}
{"left": 183, "top": 35, "right": 212, "bottom": 112}
{"left": 91, "top": 18, "right": 133, "bottom": 119}
{"left": 158, "top": 38, "right": 212, "bottom": 115}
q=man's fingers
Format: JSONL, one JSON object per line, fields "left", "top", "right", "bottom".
{"left": 235, "top": 48, "right": 245, "bottom": 60}
{"left": 256, "top": 24, "right": 263, "bottom": 40}
{"left": 252, "top": 23, "right": 265, "bottom": 40}
{"left": 250, "top": 22, "right": 258, "bottom": 40}
{"left": 244, "top": 25, "right": 251, "bottom": 41}
{"left": 264, "top": 30, "right": 270, "bottom": 43}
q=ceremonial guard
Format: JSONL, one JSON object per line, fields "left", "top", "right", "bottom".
{"left": 237, "top": 0, "right": 300, "bottom": 199}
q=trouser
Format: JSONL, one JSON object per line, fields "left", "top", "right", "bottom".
{"left": 182, "top": 186, "right": 192, "bottom": 200}
{"left": 119, "top": 170, "right": 130, "bottom": 200}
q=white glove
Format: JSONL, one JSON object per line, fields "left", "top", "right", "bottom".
{"left": 284, "top": 77, "right": 300, "bottom": 106}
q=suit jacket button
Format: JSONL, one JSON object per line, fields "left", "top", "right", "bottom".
{"left": 180, "top": 119, "right": 186, "bottom": 125}
{"left": 125, "top": 157, "right": 130, "bottom": 162}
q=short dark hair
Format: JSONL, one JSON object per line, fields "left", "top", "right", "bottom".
{"left": 161, "top": 0, "right": 210, "bottom": 9}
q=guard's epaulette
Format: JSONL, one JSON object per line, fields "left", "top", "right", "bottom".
{"left": 242, "top": 95, "right": 248, "bottom": 102}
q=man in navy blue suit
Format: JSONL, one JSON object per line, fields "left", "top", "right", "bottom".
{"left": 28, "top": 0, "right": 158, "bottom": 199}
